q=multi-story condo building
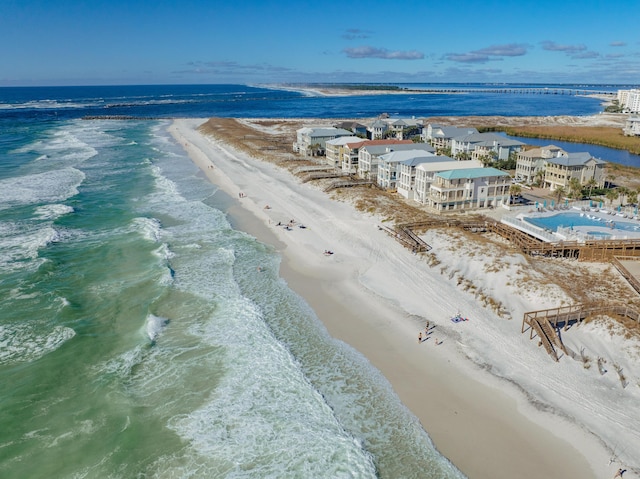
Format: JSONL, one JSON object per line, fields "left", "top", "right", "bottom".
{"left": 325, "top": 136, "right": 362, "bottom": 168}
{"left": 340, "top": 139, "right": 412, "bottom": 174}
{"left": 624, "top": 116, "right": 640, "bottom": 136}
{"left": 422, "top": 125, "right": 478, "bottom": 151}
{"left": 450, "top": 132, "right": 524, "bottom": 161}
{"left": 413, "top": 159, "right": 484, "bottom": 205}
{"left": 428, "top": 167, "right": 511, "bottom": 211}
{"left": 515, "top": 145, "right": 563, "bottom": 183}
{"left": 358, "top": 143, "right": 435, "bottom": 180}
{"left": 543, "top": 152, "right": 606, "bottom": 191}
{"left": 617, "top": 89, "right": 640, "bottom": 113}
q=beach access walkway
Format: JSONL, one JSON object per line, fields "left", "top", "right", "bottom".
{"left": 521, "top": 303, "right": 640, "bottom": 363}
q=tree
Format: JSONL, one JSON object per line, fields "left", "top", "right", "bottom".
{"left": 534, "top": 169, "right": 545, "bottom": 187}
{"left": 585, "top": 178, "right": 597, "bottom": 198}
{"left": 617, "top": 186, "right": 629, "bottom": 206}
{"left": 568, "top": 177, "right": 582, "bottom": 199}
{"left": 509, "top": 184, "right": 522, "bottom": 204}
{"left": 554, "top": 186, "right": 566, "bottom": 204}
{"left": 606, "top": 188, "right": 619, "bottom": 207}
{"left": 478, "top": 154, "right": 493, "bottom": 167}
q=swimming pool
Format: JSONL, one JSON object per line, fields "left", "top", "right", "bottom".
{"left": 523, "top": 211, "right": 640, "bottom": 233}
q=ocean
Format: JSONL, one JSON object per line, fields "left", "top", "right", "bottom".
{"left": 0, "top": 83, "right": 629, "bottom": 478}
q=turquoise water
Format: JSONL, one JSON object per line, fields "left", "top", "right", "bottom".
{"left": 524, "top": 211, "right": 640, "bottom": 233}
{"left": 0, "top": 117, "right": 464, "bottom": 478}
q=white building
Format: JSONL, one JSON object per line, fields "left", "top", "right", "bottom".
{"left": 358, "top": 143, "right": 435, "bottom": 180}
{"left": 339, "top": 139, "right": 412, "bottom": 174}
{"left": 325, "top": 136, "right": 362, "bottom": 167}
{"left": 617, "top": 89, "right": 640, "bottom": 113}
{"left": 451, "top": 132, "right": 524, "bottom": 161}
{"left": 428, "top": 167, "right": 511, "bottom": 211}
{"left": 515, "top": 145, "right": 563, "bottom": 183}
{"left": 377, "top": 150, "right": 438, "bottom": 190}
{"left": 422, "top": 125, "right": 478, "bottom": 151}
{"left": 414, "top": 159, "right": 484, "bottom": 205}
{"left": 624, "top": 116, "right": 640, "bottom": 136}
{"left": 293, "top": 126, "right": 353, "bottom": 156}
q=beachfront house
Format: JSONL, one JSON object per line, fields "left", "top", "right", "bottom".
{"left": 293, "top": 126, "right": 353, "bottom": 156}
{"left": 428, "top": 167, "right": 511, "bottom": 211}
{"left": 368, "top": 119, "right": 389, "bottom": 140}
{"left": 367, "top": 117, "right": 423, "bottom": 140}
{"left": 358, "top": 143, "right": 435, "bottom": 180}
{"left": 450, "top": 132, "right": 524, "bottom": 161}
{"left": 325, "top": 136, "right": 362, "bottom": 168}
{"left": 515, "top": 145, "right": 564, "bottom": 183}
{"left": 387, "top": 118, "right": 423, "bottom": 140}
{"left": 414, "top": 159, "right": 484, "bottom": 205}
{"left": 396, "top": 154, "right": 459, "bottom": 200}
{"left": 422, "top": 125, "right": 478, "bottom": 152}
{"left": 624, "top": 116, "right": 640, "bottom": 136}
{"left": 376, "top": 149, "right": 440, "bottom": 190}
{"left": 543, "top": 152, "right": 606, "bottom": 191}
{"left": 334, "top": 121, "right": 368, "bottom": 137}
{"left": 340, "top": 139, "right": 412, "bottom": 174}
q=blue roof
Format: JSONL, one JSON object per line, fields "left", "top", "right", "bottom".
{"left": 436, "top": 167, "right": 509, "bottom": 180}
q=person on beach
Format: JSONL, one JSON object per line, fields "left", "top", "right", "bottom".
{"left": 418, "top": 331, "right": 423, "bottom": 343}
{"left": 425, "top": 320, "right": 430, "bottom": 331}
{"left": 615, "top": 468, "right": 626, "bottom": 478}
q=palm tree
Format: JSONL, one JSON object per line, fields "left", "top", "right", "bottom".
{"left": 606, "top": 188, "right": 619, "bottom": 207}
{"left": 553, "top": 186, "right": 566, "bottom": 205}
{"left": 617, "top": 186, "right": 629, "bottom": 207}
{"left": 568, "top": 178, "right": 582, "bottom": 200}
{"left": 585, "top": 178, "right": 597, "bottom": 198}
{"left": 509, "top": 184, "right": 522, "bottom": 204}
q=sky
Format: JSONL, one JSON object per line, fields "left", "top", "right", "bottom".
{"left": 1, "top": 0, "right": 639, "bottom": 86}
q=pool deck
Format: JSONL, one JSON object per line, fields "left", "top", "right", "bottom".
{"left": 500, "top": 205, "right": 640, "bottom": 243}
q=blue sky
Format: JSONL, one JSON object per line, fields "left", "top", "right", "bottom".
{"left": 1, "top": 0, "right": 639, "bottom": 86}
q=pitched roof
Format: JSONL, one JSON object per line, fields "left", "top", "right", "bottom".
{"left": 360, "top": 143, "right": 435, "bottom": 155}
{"left": 380, "top": 149, "right": 437, "bottom": 163}
{"left": 416, "top": 159, "right": 484, "bottom": 172}
{"left": 431, "top": 126, "right": 479, "bottom": 138}
{"left": 436, "top": 167, "right": 509, "bottom": 180}
{"left": 325, "top": 136, "right": 362, "bottom": 146}
{"left": 453, "top": 132, "right": 524, "bottom": 146}
{"left": 545, "top": 152, "right": 605, "bottom": 167}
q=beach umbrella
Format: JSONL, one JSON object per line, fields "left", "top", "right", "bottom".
{"left": 599, "top": 201, "right": 603, "bottom": 208}
{"left": 565, "top": 199, "right": 569, "bottom": 206}
{"left": 535, "top": 201, "right": 539, "bottom": 209}
{"left": 618, "top": 205, "right": 622, "bottom": 212}
{"left": 590, "top": 200, "right": 593, "bottom": 207}
{"left": 551, "top": 200, "right": 555, "bottom": 208}
{"left": 543, "top": 200, "right": 547, "bottom": 208}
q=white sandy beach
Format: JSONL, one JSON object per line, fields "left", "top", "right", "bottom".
{"left": 169, "top": 118, "right": 640, "bottom": 479}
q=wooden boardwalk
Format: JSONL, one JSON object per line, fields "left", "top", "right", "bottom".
{"left": 324, "top": 179, "right": 375, "bottom": 192}
{"left": 401, "top": 217, "right": 640, "bottom": 262}
{"left": 522, "top": 303, "right": 640, "bottom": 361}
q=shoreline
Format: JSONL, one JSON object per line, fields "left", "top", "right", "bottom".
{"left": 168, "top": 118, "right": 625, "bottom": 479}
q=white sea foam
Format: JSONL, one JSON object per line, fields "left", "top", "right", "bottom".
{"left": 131, "top": 217, "right": 162, "bottom": 242}
{"left": 145, "top": 314, "right": 170, "bottom": 342}
{"left": 0, "top": 167, "right": 85, "bottom": 211}
{"left": 0, "top": 222, "right": 58, "bottom": 272}
{"left": 0, "top": 324, "right": 75, "bottom": 365}
{"left": 33, "top": 204, "right": 74, "bottom": 220}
